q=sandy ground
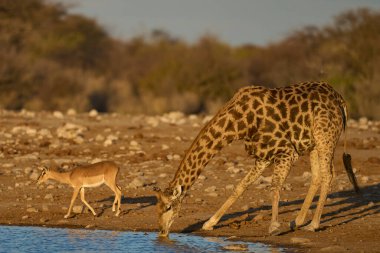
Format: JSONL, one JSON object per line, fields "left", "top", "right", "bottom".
{"left": 0, "top": 109, "right": 379, "bottom": 252}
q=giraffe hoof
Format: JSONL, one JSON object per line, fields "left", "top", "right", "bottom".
{"left": 202, "top": 223, "right": 214, "bottom": 231}
{"left": 268, "top": 222, "right": 281, "bottom": 236}
{"left": 64, "top": 214, "right": 71, "bottom": 219}
{"left": 289, "top": 221, "right": 298, "bottom": 231}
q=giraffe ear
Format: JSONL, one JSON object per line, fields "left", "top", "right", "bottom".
{"left": 172, "top": 185, "right": 183, "bottom": 200}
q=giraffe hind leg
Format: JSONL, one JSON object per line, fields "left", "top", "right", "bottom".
{"left": 269, "top": 155, "right": 294, "bottom": 235}
{"left": 290, "top": 149, "right": 321, "bottom": 230}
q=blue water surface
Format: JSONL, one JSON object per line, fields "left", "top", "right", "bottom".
{"left": 0, "top": 225, "right": 285, "bottom": 253}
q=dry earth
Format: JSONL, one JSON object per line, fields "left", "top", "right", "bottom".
{"left": 0, "top": 109, "right": 379, "bottom": 252}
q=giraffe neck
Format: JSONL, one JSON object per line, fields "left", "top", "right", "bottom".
{"left": 165, "top": 86, "right": 262, "bottom": 196}
{"left": 168, "top": 114, "right": 243, "bottom": 193}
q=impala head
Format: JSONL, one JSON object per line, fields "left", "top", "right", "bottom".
{"left": 154, "top": 185, "right": 183, "bottom": 237}
{"left": 37, "top": 166, "right": 51, "bottom": 185}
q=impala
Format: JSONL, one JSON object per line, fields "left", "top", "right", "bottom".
{"left": 37, "top": 161, "right": 122, "bottom": 218}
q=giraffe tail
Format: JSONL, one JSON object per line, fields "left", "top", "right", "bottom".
{"left": 340, "top": 102, "right": 361, "bottom": 194}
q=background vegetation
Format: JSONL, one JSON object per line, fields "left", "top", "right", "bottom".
{"left": 1, "top": 0, "right": 379, "bottom": 118}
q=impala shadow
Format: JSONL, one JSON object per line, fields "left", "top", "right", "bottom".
{"left": 182, "top": 183, "right": 379, "bottom": 233}
{"left": 98, "top": 195, "right": 157, "bottom": 213}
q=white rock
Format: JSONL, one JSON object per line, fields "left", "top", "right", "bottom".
{"left": 199, "top": 175, "right": 206, "bottom": 180}
{"left": 129, "top": 178, "right": 145, "bottom": 188}
{"left": 161, "top": 144, "right": 169, "bottom": 150}
{"left": 88, "top": 109, "right": 98, "bottom": 117}
{"left": 227, "top": 166, "right": 241, "bottom": 174}
{"left": 226, "top": 184, "right": 234, "bottom": 190}
{"left": 359, "top": 117, "right": 368, "bottom": 126}
{"left": 73, "top": 205, "right": 83, "bottom": 214}
{"left": 53, "top": 111, "right": 64, "bottom": 119}
{"left": 95, "top": 134, "right": 105, "bottom": 142}
{"left": 146, "top": 116, "right": 160, "bottom": 127}
{"left": 172, "top": 154, "right": 181, "bottom": 160}
{"left": 56, "top": 123, "right": 86, "bottom": 141}
{"left": 205, "top": 186, "right": 217, "bottom": 193}
{"left": 361, "top": 176, "right": 369, "bottom": 183}
{"left": 202, "top": 115, "right": 213, "bottom": 124}
{"left": 30, "top": 171, "right": 40, "bottom": 181}
{"left": 66, "top": 108, "right": 77, "bottom": 116}
{"left": 24, "top": 167, "right": 33, "bottom": 175}
{"left": 44, "top": 194, "right": 54, "bottom": 200}
{"left": 39, "top": 129, "right": 52, "bottom": 138}
{"left": 26, "top": 207, "right": 38, "bottom": 213}
{"left": 291, "top": 237, "right": 311, "bottom": 244}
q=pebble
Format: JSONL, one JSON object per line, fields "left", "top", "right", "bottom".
{"left": 22, "top": 215, "right": 29, "bottom": 220}
{"left": 319, "top": 245, "right": 346, "bottom": 252}
{"left": 204, "top": 186, "right": 217, "bottom": 193}
{"left": 128, "top": 178, "right": 145, "bottom": 188}
{"left": 161, "top": 144, "right": 169, "bottom": 150}
{"left": 195, "top": 198, "right": 203, "bottom": 203}
{"left": 226, "top": 184, "right": 234, "bottom": 190}
{"left": 291, "top": 237, "right": 311, "bottom": 244}
{"left": 24, "top": 167, "right": 33, "bottom": 175}
{"left": 53, "top": 111, "right": 64, "bottom": 119}
{"left": 30, "top": 171, "right": 40, "bottom": 181}
{"left": 66, "top": 108, "right": 77, "bottom": 116}
{"left": 253, "top": 214, "right": 264, "bottom": 222}
{"left": 361, "top": 176, "right": 369, "bottom": 183}
{"left": 198, "top": 175, "right": 206, "bottom": 180}
{"left": 222, "top": 244, "right": 248, "bottom": 251}
{"left": 88, "top": 109, "right": 98, "bottom": 117}
{"left": 207, "top": 192, "right": 218, "bottom": 197}
{"left": 26, "top": 207, "right": 38, "bottom": 213}
{"left": 73, "top": 205, "right": 83, "bottom": 214}
{"left": 227, "top": 167, "right": 241, "bottom": 174}
{"left": 40, "top": 218, "right": 49, "bottom": 223}
{"left": 42, "top": 204, "right": 49, "bottom": 212}
{"left": 44, "top": 194, "right": 54, "bottom": 200}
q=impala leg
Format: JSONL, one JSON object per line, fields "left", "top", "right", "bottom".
{"left": 202, "top": 161, "right": 268, "bottom": 231}
{"left": 106, "top": 181, "right": 122, "bottom": 216}
{"left": 65, "top": 187, "right": 80, "bottom": 219}
{"left": 291, "top": 149, "right": 321, "bottom": 230}
{"left": 80, "top": 188, "right": 97, "bottom": 216}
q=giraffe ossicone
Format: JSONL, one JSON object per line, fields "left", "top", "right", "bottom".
{"left": 155, "top": 82, "right": 360, "bottom": 237}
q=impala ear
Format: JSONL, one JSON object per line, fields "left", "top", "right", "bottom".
{"left": 172, "top": 185, "right": 183, "bottom": 200}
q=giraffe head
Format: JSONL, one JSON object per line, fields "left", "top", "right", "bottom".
{"left": 154, "top": 185, "right": 183, "bottom": 237}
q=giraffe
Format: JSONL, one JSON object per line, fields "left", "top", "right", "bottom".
{"left": 154, "top": 82, "right": 360, "bottom": 237}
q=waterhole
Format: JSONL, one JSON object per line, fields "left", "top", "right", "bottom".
{"left": 0, "top": 225, "right": 287, "bottom": 252}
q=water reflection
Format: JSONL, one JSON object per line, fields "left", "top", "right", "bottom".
{"left": 0, "top": 225, "right": 286, "bottom": 253}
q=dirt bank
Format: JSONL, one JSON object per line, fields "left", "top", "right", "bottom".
{"left": 0, "top": 110, "right": 379, "bottom": 252}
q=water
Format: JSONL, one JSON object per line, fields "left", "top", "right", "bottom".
{"left": 0, "top": 225, "right": 286, "bottom": 253}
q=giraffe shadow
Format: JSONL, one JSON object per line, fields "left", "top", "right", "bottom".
{"left": 182, "top": 183, "right": 379, "bottom": 234}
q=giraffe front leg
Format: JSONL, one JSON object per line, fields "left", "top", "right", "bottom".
{"left": 202, "top": 161, "right": 267, "bottom": 231}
